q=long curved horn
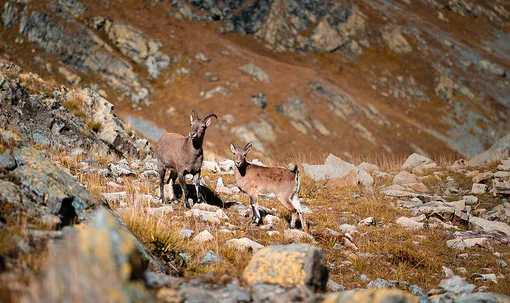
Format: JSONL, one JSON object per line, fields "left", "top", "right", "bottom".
{"left": 202, "top": 113, "right": 217, "bottom": 121}
{"left": 231, "top": 140, "right": 239, "bottom": 149}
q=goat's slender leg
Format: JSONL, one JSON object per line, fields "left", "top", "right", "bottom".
{"left": 167, "top": 169, "right": 178, "bottom": 203}
{"left": 158, "top": 167, "right": 166, "bottom": 203}
{"left": 249, "top": 195, "right": 261, "bottom": 225}
{"left": 192, "top": 172, "right": 204, "bottom": 204}
{"left": 290, "top": 211, "right": 298, "bottom": 229}
{"left": 178, "top": 172, "right": 190, "bottom": 208}
{"left": 291, "top": 194, "right": 307, "bottom": 231}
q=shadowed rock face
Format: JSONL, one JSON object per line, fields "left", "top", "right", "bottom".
{"left": 21, "top": 208, "right": 155, "bottom": 303}
{"left": 0, "top": 130, "right": 97, "bottom": 224}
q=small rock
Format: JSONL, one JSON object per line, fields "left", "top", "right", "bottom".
{"left": 358, "top": 217, "right": 376, "bottom": 226}
{"left": 463, "top": 195, "right": 478, "bottom": 204}
{"left": 284, "top": 229, "right": 314, "bottom": 242}
{"left": 442, "top": 266, "right": 455, "bottom": 278}
{"left": 193, "top": 230, "right": 214, "bottom": 242}
{"left": 396, "top": 217, "right": 424, "bottom": 229}
{"left": 471, "top": 183, "right": 488, "bottom": 194}
{"left": 200, "top": 251, "right": 220, "bottom": 264}
{"left": 263, "top": 215, "right": 281, "bottom": 225}
{"left": 226, "top": 238, "right": 264, "bottom": 252}
{"left": 472, "top": 172, "right": 493, "bottom": 184}
{"left": 179, "top": 229, "right": 194, "bottom": 239}
{"left": 266, "top": 231, "right": 280, "bottom": 237}
{"left": 147, "top": 205, "right": 174, "bottom": 216}
{"left": 402, "top": 153, "right": 437, "bottom": 174}
{"left": 393, "top": 171, "right": 418, "bottom": 185}
{"left": 326, "top": 279, "right": 345, "bottom": 292}
{"left": 439, "top": 275, "right": 476, "bottom": 294}
{"left": 339, "top": 224, "right": 358, "bottom": 233}
{"left": 195, "top": 52, "right": 210, "bottom": 63}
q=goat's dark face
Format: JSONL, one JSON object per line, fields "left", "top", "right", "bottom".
{"left": 230, "top": 141, "right": 252, "bottom": 168}
{"left": 189, "top": 110, "right": 216, "bottom": 141}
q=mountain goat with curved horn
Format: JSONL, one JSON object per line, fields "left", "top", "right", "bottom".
{"left": 155, "top": 109, "right": 217, "bottom": 208}
{"left": 230, "top": 141, "right": 307, "bottom": 230}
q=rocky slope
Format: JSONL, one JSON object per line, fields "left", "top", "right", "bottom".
{"left": 2, "top": 61, "right": 510, "bottom": 302}
{"left": 0, "top": 0, "right": 508, "bottom": 160}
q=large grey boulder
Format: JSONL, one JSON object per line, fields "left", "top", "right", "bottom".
{"left": 242, "top": 244, "right": 328, "bottom": 291}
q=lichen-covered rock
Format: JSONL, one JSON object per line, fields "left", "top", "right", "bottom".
{"left": 21, "top": 208, "right": 156, "bottom": 303}
{"left": 322, "top": 288, "right": 418, "bottom": 303}
{"left": 242, "top": 244, "right": 328, "bottom": 291}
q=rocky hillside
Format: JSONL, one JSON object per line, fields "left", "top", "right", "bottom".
{"left": 0, "top": 0, "right": 508, "bottom": 160}
{"left": 1, "top": 62, "right": 510, "bottom": 302}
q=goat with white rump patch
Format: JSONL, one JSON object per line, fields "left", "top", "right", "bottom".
{"left": 155, "top": 109, "right": 216, "bottom": 208}
{"left": 230, "top": 141, "right": 307, "bottom": 230}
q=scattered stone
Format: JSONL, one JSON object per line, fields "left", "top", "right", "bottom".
{"left": 147, "top": 205, "right": 174, "bottom": 216}
{"left": 185, "top": 208, "right": 228, "bottom": 224}
{"left": 393, "top": 171, "right": 419, "bottom": 185}
{"left": 195, "top": 52, "right": 210, "bottom": 63}
{"left": 263, "top": 214, "right": 281, "bottom": 225}
{"left": 284, "top": 229, "right": 314, "bottom": 242}
{"left": 472, "top": 172, "right": 494, "bottom": 184}
{"left": 326, "top": 279, "right": 345, "bottom": 292}
{"left": 357, "top": 169, "right": 374, "bottom": 186}
{"left": 251, "top": 93, "right": 267, "bottom": 109}
{"left": 242, "top": 244, "right": 328, "bottom": 291}
{"left": 238, "top": 63, "right": 270, "bottom": 83}
{"left": 179, "top": 229, "right": 194, "bottom": 239}
{"left": 463, "top": 195, "right": 479, "bottom": 204}
{"left": 396, "top": 217, "right": 424, "bottom": 229}
{"left": 339, "top": 224, "right": 358, "bottom": 233}
{"left": 401, "top": 153, "right": 437, "bottom": 174}
{"left": 439, "top": 275, "right": 476, "bottom": 294}
{"left": 193, "top": 230, "right": 214, "bottom": 243}
{"left": 358, "top": 217, "right": 376, "bottom": 226}
{"left": 358, "top": 162, "right": 379, "bottom": 173}
{"left": 200, "top": 251, "right": 220, "bottom": 264}
{"left": 226, "top": 238, "right": 264, "bottom": 252}
{"left": 470, "top": 216, "right": 510, "bottom": 236}
{"left": 471, "top": 183, "right": 488, "bottom": 194}
{"left": 367, "top": 278, "right": 396, "bottom": 289}
{"left": 266, "top": 231, "right": 280, "bottom": 237}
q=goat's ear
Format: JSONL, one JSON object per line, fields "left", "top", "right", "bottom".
{"left": 244, "top": 142, "right": 252, "bottom": 153}
{"left": 205, "top": 117, "right": 212, "bottom": 127}
{"left": 190, "top": 109, "right": 198, "bottom": 122}
{"left": 230, "top": 142, "right": 237, "bottom": 154}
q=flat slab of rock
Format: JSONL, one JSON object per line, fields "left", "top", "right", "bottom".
{"left": 396, "top": 217, "right": 424, "bottom": 229}
{"left": 242, "top": 244, "right": 328, "bottom": 291}
{"left": 226, "top": 237, "right": 264, "bottom": 252}
{"left": 470, "top": 217, "right": 510, "bottom": 236}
